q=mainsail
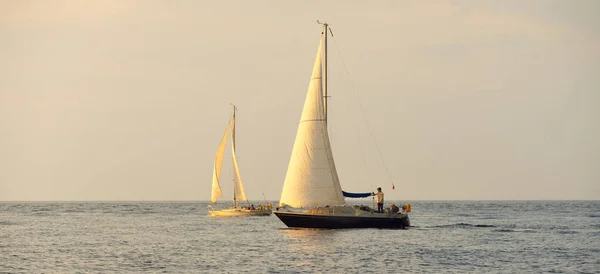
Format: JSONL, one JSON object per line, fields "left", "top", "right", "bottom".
{"left": 211, "top": 121, "right": 230, "bottom": 203}
{"left": 231, "top": 108, "right": 248, "bottom": 203}
{"left": 278, "top": 37, "right": 345, "bottom": 208}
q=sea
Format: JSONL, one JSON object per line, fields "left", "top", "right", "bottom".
{"left": 1, "top": 200, "right": 598, "bottom": 273}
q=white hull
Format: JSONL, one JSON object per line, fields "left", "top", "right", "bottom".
{"left": 209, "top": 208, "right": 272, "bottom": 217}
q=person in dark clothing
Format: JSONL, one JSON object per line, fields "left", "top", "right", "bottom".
{"left": 389, "top": 204, "right": 399, "bottom": 214}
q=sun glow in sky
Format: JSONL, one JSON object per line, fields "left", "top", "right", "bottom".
{"left": 1, "top": 0, "right": 598, "bottom": 201}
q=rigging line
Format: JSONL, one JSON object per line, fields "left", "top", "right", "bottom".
{"left": 332, "top": 65, "right": 369, "bottom": 171}
{"left": 330, "top": 35, "right": 395, "bottom": 187}
{"left": 337, "top": 89, "right": 369, "bottom": 170}
{"left": 328, "top": 28, "right": 368, "bottom": 171}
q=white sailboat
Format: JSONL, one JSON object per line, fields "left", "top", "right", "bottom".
{"left": 274, "top": 23, "right": 410, "bottom": 229}
{"left": 208, "top": 105, "right": 272, "bottom": 217}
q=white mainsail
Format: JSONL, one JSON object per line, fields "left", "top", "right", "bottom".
{"left": 278, "top": 37, "right": 345, "bottom": 208}
{"left": 211, "top": 121, "right": 230, "bottom": 203}
{"left": 231, "top": 108, "right": 248, "bottom": 203}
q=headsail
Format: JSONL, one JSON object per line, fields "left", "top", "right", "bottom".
{"left": 211, "top": 121, "right": 230, "bottom": 203}
{"left": 278, "top": 37, "right": 345, "bottom": 208}
{"left": 231, "top": 107, "right": 248, "bottom": 203}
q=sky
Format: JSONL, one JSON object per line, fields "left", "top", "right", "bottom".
{"left": 1, "top": 0, "right": 599, "bottom": 201}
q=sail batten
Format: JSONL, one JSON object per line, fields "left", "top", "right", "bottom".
{"left": 211, "top": 121, "right": 230, "bottom": 203}
{"left": 278, "top": 37, "right": 345, "bottom": 208}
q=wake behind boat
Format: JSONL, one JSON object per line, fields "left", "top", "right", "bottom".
{"left": 274, "top": 22, "right": 410, "bottom": 229}
{"left": 209, "top": 105, "right": 272, "bottom": 217}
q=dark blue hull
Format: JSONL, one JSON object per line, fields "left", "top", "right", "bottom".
{"left": 274, "top": 211, "right": 410, "bottom": 229}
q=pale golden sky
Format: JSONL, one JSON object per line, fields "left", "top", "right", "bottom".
{"left": 1, "top": 0, "right": 598, "bottom": 201}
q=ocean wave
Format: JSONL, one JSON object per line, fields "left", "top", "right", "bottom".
{"left": 554, "top": 230, "right": 579, "bottom": 235}
{"left": 492, "top": 228, "right": 541, "bottom": 233}
{"left": 477, "top": 216, "right": 499, "bottom": 220}
{"left": 61, "top": 209, "right": 85, "bottom": 213}
{"left": 431, "top": 223, "right": 496, "bottom": 228}
{"left": 31, "top": 207, "right": 53, "bottom": 212}
{"left": 493, "top": 229, "right": 515, "bottom": 233}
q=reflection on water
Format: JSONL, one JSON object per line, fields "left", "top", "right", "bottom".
{"left": 280, "top": 228, "right": 342, "bottom": 254}
{"left": 278, "top": 228, "right": 347, "bottom": 269}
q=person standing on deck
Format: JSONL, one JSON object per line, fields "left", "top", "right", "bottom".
{"left": 373, "top": 187, "right": 384, "bottom": 213}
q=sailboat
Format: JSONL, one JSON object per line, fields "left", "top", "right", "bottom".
{"left": 273, "top": 22, "right": 410, "bottom": 229}
{"left": 208, "top": 105, "right": 272, "bottom": 217}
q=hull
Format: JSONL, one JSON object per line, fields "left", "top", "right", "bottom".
{"left": 209, "top": 208, "right": 272, "bottom": 217}
{"left": 274, "top": 211, "right": 410, "bottom": 229}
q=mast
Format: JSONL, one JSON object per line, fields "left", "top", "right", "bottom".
{"left": 318, "top": 21, "right": 328, "bottom": 122}
{"left": 230, "top": 103, "right": 248, "bottom": 207}
{"left": 231, "top": 104, "right": 237, "bottom": 208}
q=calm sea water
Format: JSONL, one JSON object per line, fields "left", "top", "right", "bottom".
{"left": 1, "top": 201, "right": 599, "bottom": 273}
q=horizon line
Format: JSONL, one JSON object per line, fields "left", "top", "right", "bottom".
{"left": 1, "top": 199, "right": 598, "bottom": 203}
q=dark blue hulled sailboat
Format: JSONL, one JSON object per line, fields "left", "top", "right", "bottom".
{"left": 273, "top": 23, "right": 410, "bottom": 229}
